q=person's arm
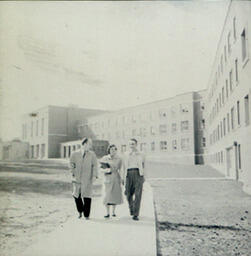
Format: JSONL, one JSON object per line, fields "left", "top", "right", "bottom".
{"left": 69, "top": 153, "right": 76, "bottom": 179}
{"left": 118, "top": 158, "right": 124, "bottom": 185}
{"left": 92, "top": 152, "right": 98, "bottom": 179}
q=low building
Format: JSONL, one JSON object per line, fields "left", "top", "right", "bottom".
{"left": 21, "top": 105, "right": 105, "bottom": 159}
{"left": 0, "top": 139, "right": 29, "bottom": 161}
{"left": 60, "top": 139, "right": 109, "bottom": 159}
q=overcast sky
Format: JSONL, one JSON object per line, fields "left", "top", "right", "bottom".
{"left": 0, "top": 0, "right": 230, "bottom": 140}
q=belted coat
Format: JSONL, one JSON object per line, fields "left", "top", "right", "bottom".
{"left": 69, "top": 150, "right": 98, "bottom": 198}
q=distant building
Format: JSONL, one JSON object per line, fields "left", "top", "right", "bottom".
{"left": 21, "top": 105, "right": 105, "bottom": 159}
{"left": 82, "top": 91, "right": 206, "bottom": 165}
{"left": 60, "top": 139, "right": 109, "bottom": 159}
{"left": 0, "top": 139, "right": 29, "bottom": 161}
{"left": 204, "top": 1, "right": 251, "bottom": 194}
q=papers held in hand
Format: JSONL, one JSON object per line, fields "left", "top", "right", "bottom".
{"left": 100, "top": 162, "right": 112, "bottom": 175}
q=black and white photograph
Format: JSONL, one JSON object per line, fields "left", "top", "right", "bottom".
{"left": 0, "top": 0, "right": 251, "bottom": 255}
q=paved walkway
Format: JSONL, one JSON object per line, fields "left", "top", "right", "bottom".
{"left": 20, "top": 182, "right": 156, "bottom": 256}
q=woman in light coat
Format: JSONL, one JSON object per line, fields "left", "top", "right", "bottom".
{"left": 100, "top": 144, "right": 123, "bottom": 218}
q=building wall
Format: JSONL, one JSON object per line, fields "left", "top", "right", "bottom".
{"left": 83, "top": 91, "right": 204, "bottom": 165}
{"left": 204, "top": 1, "right": 251, "bottom": 193}
{"left": 22, "top": 105, "right": 105, "bottom": 159}
{"left": 0, "top": 140, "right": 29, "bottom": 161}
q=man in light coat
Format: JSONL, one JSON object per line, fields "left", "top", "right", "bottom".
{"left": 69, "top": 138, "right": 98, "bottom": 219}
{"left": 122, "top": 138, "right": 145, "bottom": 221}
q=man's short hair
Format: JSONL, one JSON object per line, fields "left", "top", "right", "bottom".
{"left": 130, "top": 138, "right": 138, "bottom": 145}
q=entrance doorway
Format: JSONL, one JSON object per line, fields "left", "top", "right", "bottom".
{"left": 226, "top": 146, "right": 237, "bottom": 179}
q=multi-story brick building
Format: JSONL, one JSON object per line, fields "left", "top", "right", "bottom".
{"left": 77, "top": 91, "right": 206, "bottom": 165}
{"left": 21, "top": 105, "right": 104, "bottom": 158}
{"left": 204, "top": 0, "right": 251, "bottom": 194}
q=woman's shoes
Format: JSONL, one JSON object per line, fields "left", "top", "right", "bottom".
{"left": 112, "top": 214, "right": 116, "bottom": 217}
{"left": 104, "top": 214, "right": 110, "bottom": 218}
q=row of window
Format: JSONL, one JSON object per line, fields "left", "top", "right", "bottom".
{"left": 88, "top": 104, "right": 191, "bottom": 130}
{"left": 89, "top": 121, "right": 190, "bottom": 140}
{"left": 209, "top": 95, "right": 249, "bottom": 145}
{"left": 210, "top": 144, "right": 241, "bottom": 170}
{"left": 30, "top": 144, "right": 46, "bottom": 158}
{"left": 120, "top": 138, "right": 190, "bottom": 153}
{"left": 22, "top": 118, "right": 45, "bottom": 139}
{"left": 209, "top": 59, "right": 239, "bottom": 125}
{"left": 208, "top": 17, "right": 248, "bottom": 102}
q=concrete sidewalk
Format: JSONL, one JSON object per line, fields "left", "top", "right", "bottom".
{"left": 20, "top": 182, "right": 156, "bottom": 256}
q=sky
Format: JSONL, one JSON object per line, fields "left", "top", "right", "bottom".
{"left": 0, "top": 0, "right": 230, "bottom": 141}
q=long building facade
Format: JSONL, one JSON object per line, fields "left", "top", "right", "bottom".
{"left": 78, "top": 91, "right": 206, "bottom": 165}
{"left": 204, "top": 0, "right": 251, "bottom": 194}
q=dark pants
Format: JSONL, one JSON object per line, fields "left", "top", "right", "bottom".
{"left": 74, "top": 195, "right": 92, "bottom": 218}
{"left": 125, "top": 169, "right": 144, "bottom": 217}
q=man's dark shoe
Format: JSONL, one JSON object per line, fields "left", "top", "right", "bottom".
{"left": 104, "top": 214, "right": 110, "bottom": 218}
{"left": 132, "top": 216, "right": 139, "bottom": 221}
{"left": 85, "top": 217, "right": 90, "bottom": 220}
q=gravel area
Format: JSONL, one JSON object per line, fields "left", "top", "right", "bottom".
{"left": 150, "top": 177, "right": 251, "bottom": 256}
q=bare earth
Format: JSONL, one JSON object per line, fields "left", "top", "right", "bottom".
{"left": 0, "top": 162, "right": 251, "bottom": 256}
{"left": 0, "top": 165, "right": 102, "bottom": 256}
{"left": 147, "top": 163, "right": 251, "bottom": 256}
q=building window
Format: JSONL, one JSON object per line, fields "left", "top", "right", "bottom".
{"left": 220, "top": 121, "right": 223, "bottom": 138}
{"left": 217, "top": 125, "right": 220, "bottom": 140}
{"left": 238, "top": 144, "right": 241, "bottom": 169}
{"left": 221, "top": 151, "right": 223, "bottom": 164}
{"left": 181, "top": 121, "right": 189, "bottom": 132}
{"left": 241, "top": 29, "right": 247, "bottom": 62}
{"left": 160, "top": 141, "right": 167, "bottom": 151}
{"left": 159, "top": 109, "right": 168, "bottom": 118}
{"left": 36, "top": 120, "right": 39, "bottom": 136}
{"left": 224, "top": 45, "right": 227, "bottom": 62}
{"left": 31, "top": 121, "right": 33, "bottom": 137}
{"left": 231, "top": 107, "right": 235, "bottom": 130}
{"left": 172, "top": 140, "right": 177, "bottom": 150}
{"left": 181, "top": 138, "right": 189, "bottom": 151}
{"left": 150, "top": 126, "right": 155, "bottom": 135}
{"left": 226, "top": 79, "right": 229, "bottom": 99}
{"left": 159, "top": 124, "right": 167, "bottom": 135}
{"left": 244, "top": 95, "right": 250, "bottom": 126}
{"left": 227, "top": 113, "right": 230, "bottom": 133}
{"left": 222, "top": 87, "right": 225, "bottom": 105}
{"left": 151, "top": 142, "right": 155, "bottom": 151}
{"left": 220, "top": 55, "right": 223, "bottom": 73}
{"left": 41, "top": 118, "right": 44, "bottom": 136}
{"left": 223, "top": 118, "right": 226, "bottom": 136}
{"left": 180, "top": 104, "right": 189, "bottom": 113}
{"left": 219, "top": 93, "right": 222, "bottom": 108}
{"left": 235, "top": 59, "right": 238, "bottom": 83}
{"left": 233, "top": 17, "right": 237, "bottom": 41}
{"left": 202, "top": 137, "right": 206, "bottom": 147}
{"left": 171, "top": 123, "right": 177, "bottom": 133}
{"left": 237, "top": 101, "right": 240, "bottom": 126}
{"left": 227, "top": 32, "right": 231, "bottom": 54}
{"left": 201, "top": 119, "right": 205, "bottom": 129}
{"left": 140, "top": 143, "right": 146, "bottom": 152}
{"left": 229, "top": 70, "right": 233, "bottom": 92}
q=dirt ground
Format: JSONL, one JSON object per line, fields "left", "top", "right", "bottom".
{"left": 149, "top": 178, "right": 251, "bottom": 256}
{"left": 0, "top": 165, "right": 102, "bottom": 256}
{"left": 1, "top": 162, "right": 251, "bottom": 256}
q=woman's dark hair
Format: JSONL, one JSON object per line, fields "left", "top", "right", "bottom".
{"left": 107, "top": 144, "right": 117, "bottom": 154}
{"left": 81, "top": 137, "right": 88, "bottom": 145}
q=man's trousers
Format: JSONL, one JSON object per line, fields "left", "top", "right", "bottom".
{"left": 125, "top": 169, "right": 144, "bottom": 217}
{"left": 74, "top": 194, "right": 92, "bottom": 218}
